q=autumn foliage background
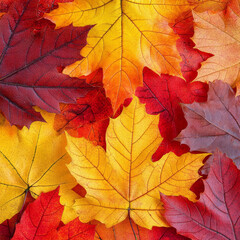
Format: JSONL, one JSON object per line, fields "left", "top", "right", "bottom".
{"left": 0, "top": 0, "right": 239, "bottom": 239}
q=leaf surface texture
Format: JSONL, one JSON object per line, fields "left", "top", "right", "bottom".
{"left": 66, "top": 96, "right": 208, "bottom": 228}
{"left": 0, "top": 110, "right": 76, "bottom": 223}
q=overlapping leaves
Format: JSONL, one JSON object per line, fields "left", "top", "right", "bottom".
{"left": 177, "top": 80, "right": 240, "bottom": 167}
{"left": 46, "top": 0, "right": 186, "bottom": 111}
{"left": 0, "top": 110, "right": 76, "bottom": 223}
{"left": 66, "top": 96, "right": 208, "bottom": 228}
{"left": 0, "top": 0, "right": 94, "bottom": 127}
{"left": 0, "top": 0, "right": 239, "bottom": 239}
{"left": 46, "top": 0, "right": 224, "bottom": 111}
{"left": 163, "top": 151, "right": 240, "bottom": 240}
{"left": 193, "top": 0, "right": 240, "bottom": 93}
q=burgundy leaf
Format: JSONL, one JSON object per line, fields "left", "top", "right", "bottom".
{"left": 176, "top": 80, "right": 240, "bottom": 167}
{"left": 0, "top": 0, "right": 94, "bottom": 127}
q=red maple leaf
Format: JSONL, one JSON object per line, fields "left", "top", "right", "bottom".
{"left": 12, "top": 188, "right": 95, "bottom": 240}
{"left": 136, "top": 67, "right": 208, "bottom": 159}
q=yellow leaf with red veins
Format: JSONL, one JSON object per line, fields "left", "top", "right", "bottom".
{"left": 193, "top": 0, "right": 240, "bottom": 93}
{"left": 66, "top": 96, "right": 209, "bottom": 229}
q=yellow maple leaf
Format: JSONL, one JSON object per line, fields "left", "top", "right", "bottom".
{"left": 193, "top": 0, "right": 240, "bottom": 92}
{"left": 0, "top": 111, "right": 77, "bottom": 223}
{"left": 45, "top": 0, "right": 192, "bottom": 111}
{"left": 66, "top": 96, "right": 209, "bottom": 229}
{"left": 46, "top": 1, "right": 227, "bottom": 111}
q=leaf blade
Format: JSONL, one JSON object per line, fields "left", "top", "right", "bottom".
{"left": 66, "top": 96, "right": 208, "bottom": 229}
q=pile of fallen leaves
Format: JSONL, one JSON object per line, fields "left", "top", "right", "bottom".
{"left": 0, "top": 0, "right": 239, "bottom": 239}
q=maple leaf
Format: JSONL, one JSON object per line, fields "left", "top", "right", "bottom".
{"left": 135, "top": 67, "right": 208, "bottom": 160}
{"left": 134, "top": 10, "right": 210, "bottom": 160}
{"left": 162, "top": 151, "right": 240, "bottom": 240}
{"left": 45, "top": 0, "right": 190, "bottom": 111}
{"left": 54, "top": 69, "right": 113, "bottom": 149}
{"left": 66, "top": 96, "right": 209, "bottom": 229}
{"left": 12, "top": 188, "right": 95, "bottom": 240}
{"left": 94, "top": 218, "right": 189, "bottom": 240}
{"left": 192, "top": 0, "right": 240, "bottom": 93}
{"left": 46, "top": 0, "right": 227, "bottom": 111}
{"left": 0, "top": 110, "right": 76, "bottom": 224}
{"left": 136, "top": 67, "right": 208, "bottom": 139}
{"left": 0, "top": 0, "right": 95, "bottom": 127}
{"left": 176, "top": 80, "right": 240, "bottom": 167}
{"left": 12, "top": 188, "right": 64, "bottom": 240}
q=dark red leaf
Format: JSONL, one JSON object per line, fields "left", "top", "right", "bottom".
{"left": 0, "top": 0, "right": 94, "bottom": 127}
{"left": 0, "top": 215, "right": 17, "bottom": 240}
{"left": 151, "top": 227, "right": 190, "bottom": 240}
{"left": 0, "top": 0, "right": 14, "bottom": 13}
{"left": 71, "top": 184, "right": 86, "bottom": 198}
{"left": 0, "top": 0, "right": 72, "bottom": 16}
{"left": 163, "top": 151, "right": 240, "bottom": 240}
{"left": 37, "top": 0, "right": 73, "bottom": 16}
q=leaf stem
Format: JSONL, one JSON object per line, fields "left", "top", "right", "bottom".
{"left": 128, "top": 212, "right": 137, "bottom": 240}
{"left": 16, "top": 188, "right": 29, "bottom": 225}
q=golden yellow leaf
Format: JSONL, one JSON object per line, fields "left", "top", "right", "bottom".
{"left": 193, "top": 0, "right": 240, "bottom": 91}
{"left": 46, "top": 1, "right": 226, "bottom": 111}
{"left": 66, "top": 96, "right": 209, "bottom": 229}
{"left": 46, "top": 0, "right": 192, "bottom": 111}
{"left": 0, "top": 110, "right": 76, "bottom": 223}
